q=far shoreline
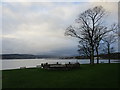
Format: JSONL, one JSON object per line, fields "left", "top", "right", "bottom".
{"left": 1, "top": 58, "right": 120, "bottom": 60}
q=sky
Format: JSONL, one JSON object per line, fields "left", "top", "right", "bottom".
{"left": 1, "top": 1, "right": 118, "bottom": 56}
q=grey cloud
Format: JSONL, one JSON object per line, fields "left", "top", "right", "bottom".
{"left": 2, "top": 2, "right": 118, "bottom": 55}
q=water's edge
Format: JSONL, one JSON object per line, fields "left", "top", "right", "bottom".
{"left": 1, "top": 59, "right": 120, "bottom": 70}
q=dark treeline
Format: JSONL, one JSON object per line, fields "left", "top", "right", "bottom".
{"left": 1, "top": 54, "right": 56, "bottom": 59}
{"left": 1, "top": 52, "right": 120, "bottom": 60}
{"left": 1, "top": 54, "right": 36, "bottom": 59}
{"left": 98, "top": 53, "right": 120, "bottom": 59}
{"left": 61, "top": 52, "right": 120, "bottom": 59}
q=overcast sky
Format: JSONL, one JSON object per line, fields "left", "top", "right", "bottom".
{"left": 1, "top": 1, "right": 118, "bottom": 56}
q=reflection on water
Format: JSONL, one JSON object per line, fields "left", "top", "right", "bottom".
{"left": 2, "top": 59, "right": 120, "bottom": 70}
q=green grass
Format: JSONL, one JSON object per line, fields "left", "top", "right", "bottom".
{"left": 2, "top": 63, "right": 120, "bottom": 88}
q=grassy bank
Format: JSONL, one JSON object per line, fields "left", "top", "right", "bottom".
{"left": 2, "top": 63, "right": 120, "bottom": 88}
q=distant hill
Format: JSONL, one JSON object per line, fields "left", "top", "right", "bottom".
{"left": 1, "top": 54, "right": 60, "bottom": 59}
{"left": 1, "top": 54, "right": 36, "bottom": 59}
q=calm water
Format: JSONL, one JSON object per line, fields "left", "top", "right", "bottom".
{"left": 1, "top": 59, "right": 120, "bottom": 70}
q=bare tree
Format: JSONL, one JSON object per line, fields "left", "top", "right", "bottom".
{"left": 102, "top": 33, "right": 117, "bottom": 63}
{"left": 95, "top": 24, "right": 117, "bottom": 64}
{"left": 94, "top": 26, "right": 107, "bottom": 64}
{"left": 65, "top": 6, "right": 114, "bottom": 65}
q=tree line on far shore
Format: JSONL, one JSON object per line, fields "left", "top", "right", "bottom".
{"left": 1, "top": 52, "right": 120, "bottom": 60}
{"left": 61, "top": 52, "right": 120, "bottom": 60}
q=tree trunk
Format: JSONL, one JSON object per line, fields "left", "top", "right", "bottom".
{"left": 108, "top": 52, "right": 110, "bottom": 63}
{"left": 89, "top": 51, "right": 92, "bottom": 64}
{"left": 108, "top": 58, "right": 110, "bottom": 63}
{"left": 108, "top": 44, "right": 110, "bottom": 63}
{"left": 96, "top": 47, "right": 99, "bottom": 64}
{"left": 91, "top": 53, "right": 94, "bottom": 65}
{"left": 91, "top": 47, "right": 94, "bottom": 65}
{"left": 89, "top": 54, "right": 91, "bottom": 64}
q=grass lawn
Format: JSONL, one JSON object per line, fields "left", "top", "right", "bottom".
{"left": 2, "top": 63, "right": 120, "bottom": 88}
